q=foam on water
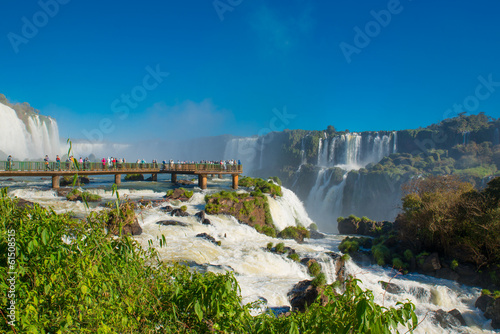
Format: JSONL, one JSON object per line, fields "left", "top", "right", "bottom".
{"left": 4, "top": 182, "right": 497, "bottom": 333}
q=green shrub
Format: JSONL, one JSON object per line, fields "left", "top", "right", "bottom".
{"left": 339, "top": 237, "right": 360, "bottom": 254}
{"left": 275, "top": 242, "right": 285, "bottom": 254}
{"left": 311, "top": 272, "right": 327, "bottom": 287}
{"left": 341, "top": 253, "right": 351, "bottom": 261}
{"left": 392, "top": 258, "right": 405, "bottom": 270}
{"left": 166, "top": 189, "right": 174, "bottom": 197}
{"left": 336, "top": 216, "right": 345, "bottom": 223}
{"left": 288, "top": 253, "right": 300, "bottom": 262}
{"left": 451, "top": 259, "right": 459, "bottom": 270}
{"left": 416, "top": 252, "right": 430, "bottom": 266}
{"left": 180, "top": 205, "right": 187, "bottom": 212}
{"left": 372, "top": 244, "right": 391, "bottom": 266}
{"left": 308, "top": 261, "right": 322, "bottom": 277}
{"left": 309, "top": 223, "right": 318, "bottom": 231}
{"left": 404, "top": 249, "right": 414, "bottom": 261}
{"left": 266, "top": 242, "right": 273, "bottom": 251}
{"left": 482, "top": 289, "right": 491, "bottom": 296}
{"left": 278, "top": 226, "right": 310, "bottom": 242}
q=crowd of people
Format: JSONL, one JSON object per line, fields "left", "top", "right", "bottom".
{"left": 4, "top": 156, "right": 241, "bottom": 171}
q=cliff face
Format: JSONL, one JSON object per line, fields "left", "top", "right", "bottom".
{"left": 229, "top": 113, "right": 500, "bottom": 232}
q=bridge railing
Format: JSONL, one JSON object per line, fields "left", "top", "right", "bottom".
{"left": 0, "top": 161, "right": 243, "bottom": 173}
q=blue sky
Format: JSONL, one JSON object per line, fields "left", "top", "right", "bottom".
{"left": 1, "top": 0, "right": 500, "bottom": 143}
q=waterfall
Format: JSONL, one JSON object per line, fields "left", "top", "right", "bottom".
{"left": 304, "top": 132, "right": 397, "bottom": 231}
{"left": 223, "top": 137, "right": 259, "bottom": 174}
{"left": 0, "top": 102, "right": 61, "bottom": 160}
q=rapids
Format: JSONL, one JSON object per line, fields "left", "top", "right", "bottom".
{"left": 2, "top": 177, "right": 497, "bottom": 333}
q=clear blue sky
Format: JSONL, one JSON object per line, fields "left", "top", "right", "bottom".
{"left": 1, "top": 0, "right": 500, "bottom": 143}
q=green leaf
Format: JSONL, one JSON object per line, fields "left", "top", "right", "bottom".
{"left": 194, "top": 301, "right": 203, "bottom": 322}
{"left": 81, "top": 285, "right": 88, "bottom": 294}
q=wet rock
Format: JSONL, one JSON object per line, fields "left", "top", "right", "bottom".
{"left": 408, "top": 286, "right": 429, "bottom": 301}
{"left": 171, "top": 208, "right": 189, "bottom": 217}
{"left": 309, "top": 229, "right": 326, "bottom": 239}
{"left": 195, "top": 211, "right": 206, "bottom": 221}
{"left": 176, "top": 179, "right": 195, "bottom": 185}
{"left": 431, "top": 309, "right": 462, "bottom": 329}
{"left": 475, "top": 294, "right": 495, "bottom": 313}
{"left": 448, "top": 309, "right": 466, "bottom": 326}
{"left": 379, "top": 281, "right": 403, "bottom": 294}
{"left": 156, "top": 220, "right": 188, "bottom": 227}
{"left": 161, "top": 205, "right": 174, "bottom": 212}
{"left": 105, "top": 203, "right": 142, "bottom": 236}
{"left": 202, "top": 218, "right": 211, "bottom": 225}
{"left": 338, "top": 218, "right": 357, "bottom": 235}
{"left": 196, "top": 233, "right": 221, "bottom": 246}
{"left": 287, "top": 280, "right": 321, "bottom": 313}
{"left": 485, "top": 298, "right": 500, "bottom": 329}
{"left": 56, "top": 187, "right": 73, "bottom": 197}
{"left": 60, "top": 176, "right": 90, "bottom": 186}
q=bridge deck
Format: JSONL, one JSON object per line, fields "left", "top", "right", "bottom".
{"left": 0, "top": 161, "right": 243, "bottom": 189}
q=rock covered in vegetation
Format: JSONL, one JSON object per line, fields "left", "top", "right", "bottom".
{"left": 171, "top": 208, "right": 189, "bottom": 217}
{"left": 337, "top": 215, "right": 393, "bottom": 236}
{"left": 66, "top": 189, "right": 102, "bottom": 202}
{"left": 124, "top": 174, "right": 144, "bottom": 181}
{"left": 205, "top": 190, "right": 277, "bottom": 237}
{"left": 102, "top": 202, "right": 142, "bottom": 236}
{"left": 60, "top": 176, "right": 90, "bottom": 186}
{"left": 164, "top": 188, "right": 193, "bottom": 201}
{"left": 277, "top": 226, "right": 310, "bottom": 243}
{"left": 238, "top": 176, "right": 283, "bottom": 197}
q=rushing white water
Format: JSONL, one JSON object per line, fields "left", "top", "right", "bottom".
{"left": 0, "top": 102, "right": 61, "bottom": 159}
{"left": 305, "top": 132, "right": 398, "bottom": 230}
{"left": 3, "top": 180, "right": 496, "bottom": 333}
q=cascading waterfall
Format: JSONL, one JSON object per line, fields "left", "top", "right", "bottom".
{"left": 223, "top": 137, "right": 259, "bottom": 174}
{"left": 305, "top": 132, "right": 397, "bottom": 231}
{"left": 0, "top": 102, "right": 61, "bottom": 159}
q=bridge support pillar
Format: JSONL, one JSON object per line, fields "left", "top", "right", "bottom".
{"left": 115, "top": 174, "right": 121, "bottom": 185}
{"left": 52, "top": 175, "right": 60, "bottom": 189}
{"left": 218, "top": 174, "right": 223, "bottom": 179}
{"left": 151, "top": 173, "right": 157, "bottom": 181}
{"left": 198, "top": 174, "right": 207, "bottom": 189}
{"left": 232, "top": 174, "right": 239, "bottom": 190}
{"left": 171, "top": 173, "right": 177, "bottom": 183}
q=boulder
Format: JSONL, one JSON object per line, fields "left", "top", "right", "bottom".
{"left": 196, "top": 233, "right": 220, "bottom": 246}
{"left": 202, "top": 218, "right": 211, "bottom": 225}
{"left": 420, "top": 252, "right": 441, "bottom": 272}
{"left": 475, "top": 294, "right": 495, "bottom": 313}
{"left": 15, "top": 198, "right": 35, "bottom": 209}
{"left": 309, "top": 229, "right": 326, "bottom": 239}
{"left": 176, "top": 179, "right": 195, "bottom": 185}
{"left": 171, "top": 209, "right": 189, "bottom": 217}
{"left": 338, "top": 218, "right": 357, "bottom": 235}
{"left": 287, "top": 280, "right": 321, "bottom": 313}
{"left": 431, "top": 309, "right": 462, "bottom": 329}
{"left": 483, "top": 297, "right": 500, "bottom": 329}
{"left": 156, "top": 220, "right": 188, "bottom": 227}
{"left": 195, "top": 211, "right": 206, "bottom": 221}
{"left": 161, "top": 205, "right": 174, "bottom": 212}
{"left": 448, "top": 309, "right": 466, "bottom": 326}
{"left": 105, "top": 202, "right": 142, "bottom": 236}
{"left": 379, "top": 281, "right": 403, "bottom": 294}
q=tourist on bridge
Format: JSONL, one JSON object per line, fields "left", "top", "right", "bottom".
{"left": 7, "top": 155, "right": 12, "bottom": 171}
{"left": 44, "top": 155, "right": 50, "bottom": 170}
{"left": 56, "top": 155, "right": 61, "bottom": 170}
{"left": 102, "top": 158, "right": 106, "bottom": 170}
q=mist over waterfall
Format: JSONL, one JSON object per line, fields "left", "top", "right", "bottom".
{"left": 0, "top": 102, "right": 61, "bottom": 160}
{"left": 304, "top": 132, "right": 397, "bottom": 232}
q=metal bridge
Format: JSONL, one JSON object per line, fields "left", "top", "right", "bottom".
{"left": 0, "top": 161, "right": 242, "bottom": 189}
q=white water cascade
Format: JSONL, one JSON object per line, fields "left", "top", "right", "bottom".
{"left": 6, "top": 182, "right": 496, "bottom": 333}
{"left": 0, "top": 102, "right": 61, "bottom": 160}
{"left": 223, "top": 137, "right": 260, "bottom": 174}
{"left": 306, "top": 132, "right": 397, "bottom": 232}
